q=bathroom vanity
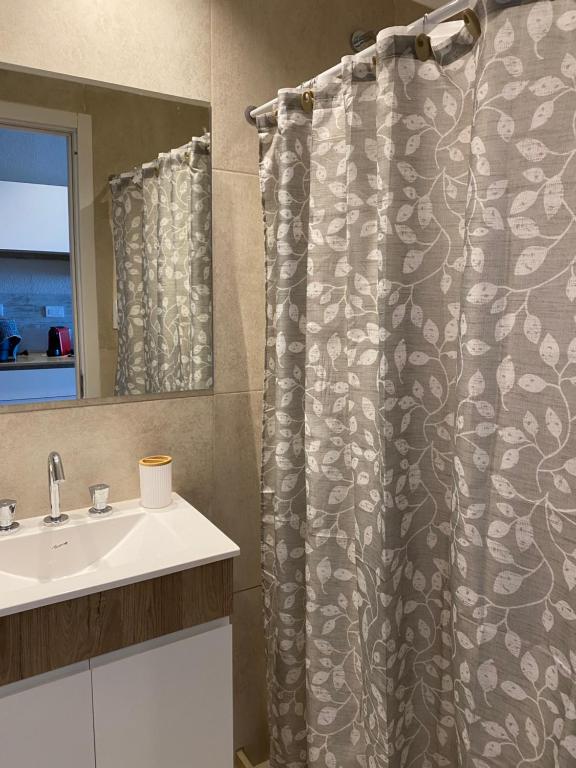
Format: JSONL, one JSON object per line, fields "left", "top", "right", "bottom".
{"left": 0, "top": 494, "right": 239, "bottom": 768}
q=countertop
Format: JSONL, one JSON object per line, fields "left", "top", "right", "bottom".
{"left": 0, "top": 494, "right": 240, "bottom": 618}
{"left": 0, "top": 352, "right": 75, "bottom": 371}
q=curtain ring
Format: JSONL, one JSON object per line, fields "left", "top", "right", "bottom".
{"left": 415, "top": 33, "right": 432, "bottom": 62}
{"left": 463, "top": 8, "right": 482, "bottom": 40}
{"left": 301, "top": 90, "right": 315, "bottom": 113}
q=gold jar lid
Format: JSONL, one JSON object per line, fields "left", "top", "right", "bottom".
{"left": 139, "top": 455, "right": 172, "bottom": 467}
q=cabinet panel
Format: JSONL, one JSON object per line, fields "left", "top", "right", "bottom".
{"left": 91, "top": 622, "right": 233, "bottom": 768}
{"left": 0, "top": 662, "right": 95, "bottom": 768}
{"left": 0, "top": 559, "right": 233, "bottom": 686}
{"left": 0, "top": 180, "right": 70, "bottom": 252}
{"left": 0, "top": 366, "right": 77, "bottom": 404}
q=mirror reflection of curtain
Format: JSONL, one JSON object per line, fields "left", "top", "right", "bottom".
{"left": 110, "top": 134, "right": 212, "bottom": 395}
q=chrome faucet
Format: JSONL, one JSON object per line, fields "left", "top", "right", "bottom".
{"left": 45, "top": 452, "right": 69, "bottom": 526}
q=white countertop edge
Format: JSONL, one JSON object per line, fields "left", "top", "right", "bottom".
{"left": 0, "top": 493, "right": 240, "bottom": 619}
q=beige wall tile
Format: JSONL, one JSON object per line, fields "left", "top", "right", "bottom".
{"left": 0, "top": 396, "right": 213, "bottom": 519}
{"left": 0, "top": 0, "right": 211, "bottom": 103}
{"left": 394, "top": 0, "right": 430, "bottom": 25}
{"left": 213, "top": 170, "right": 265, "bottom": 394}
{"left": 211, "top": 0, "right": 396, "bottom": 175}
{"left": 213, "top": 392, "right": 263, "bottom": 592}
{"left": 233, "top": 586, "right": 268, "bottom": 764}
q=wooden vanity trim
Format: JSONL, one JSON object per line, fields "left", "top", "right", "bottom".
{"left": 0, "top": 558, "right": 233, "bottom": 686}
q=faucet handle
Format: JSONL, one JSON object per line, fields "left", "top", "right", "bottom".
{"left": 0, "top": 499, "right": 19, "bottom": 534}
{"left": 89, "top": 484, "right": 112, "bottom": 516}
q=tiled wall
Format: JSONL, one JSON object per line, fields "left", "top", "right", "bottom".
{"left": 0, "top": 0, "right": 426, "bottom": 763}
{"left": 0, "top": 0, "right": 211, "bottom": 102}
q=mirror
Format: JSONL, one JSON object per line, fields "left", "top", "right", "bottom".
{"left": 0, "top": 68, "right": 211, "bottom": 407}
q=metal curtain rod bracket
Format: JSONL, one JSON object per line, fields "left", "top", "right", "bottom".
{"left": 423, "top": 12, "right": 430, "bottom": 34}
{"left": 244, "top": 105, "right": 258, "bottom": 127}
{"left": 244, "top": 0, "right": 479, "bottom": 124}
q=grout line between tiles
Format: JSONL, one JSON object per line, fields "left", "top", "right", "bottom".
{"left": 213, "top": 167, "right": 259, "bottom": 178}
{"left": 214, "top": 389, "right": 264, "bottom": 398}
{"left": 233, "top": 584, "right": 263, "bottom": 596}
{"left": 236, "top": 748, "right": 269, "bottom": 768}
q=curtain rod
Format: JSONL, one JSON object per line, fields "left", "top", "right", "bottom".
{"left": 245, "top": 0, "right": 474, "bottom": 124}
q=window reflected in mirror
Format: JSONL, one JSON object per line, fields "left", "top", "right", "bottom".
{"left": 0, "top": 125, "right": 77, "bottom": 403}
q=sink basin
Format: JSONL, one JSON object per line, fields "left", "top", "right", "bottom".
{"left": 0, "top": 494, "right": 239, "bottom": 617}
{"left": 0, "top": 513, "right": 146, "bottom": 581}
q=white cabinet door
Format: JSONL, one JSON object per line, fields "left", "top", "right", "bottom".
{"left": 0, "top": 662, "right": 95, "bottom": 768}
{"left": 0, "top": 367, "right": 77, "bottom": 404}
{"left": 0, "top": 180, "right": 70, "bottom": 252}
{"left": 91, "top": 621, "right": 233, "bottom": 768}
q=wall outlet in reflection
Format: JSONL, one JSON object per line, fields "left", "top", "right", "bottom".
{"left": 45, "top": 305, "right": 65, "bottom": 318}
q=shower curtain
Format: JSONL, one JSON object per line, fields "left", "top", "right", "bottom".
{"left": 258, "top": 0, "right": 576, "bottom": 765}
{"left": 110, "top": 135, "right": 212, "bottom": 395}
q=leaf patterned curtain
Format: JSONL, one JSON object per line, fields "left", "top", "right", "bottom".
{"left": 258, "top": 1, "right": 576, "bottom": 766}
{"left": 110, "top": 134, "right": 212, "bottom": 395}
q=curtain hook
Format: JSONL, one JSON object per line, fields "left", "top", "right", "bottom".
{"left": 463, "top": 8, "right": 482, "bottom": 40}
{"left": 415, "top": 33, "right": 432, "bottom": 61}
{"left": 301, "top": 90, "right": 315, "bottom": 113}
{"left": 423, "top": 12, "right": 429, "bottom": 34}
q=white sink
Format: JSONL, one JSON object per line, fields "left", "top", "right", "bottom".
{"left": 0, "top": 493, "right": 239, "bottom": 617}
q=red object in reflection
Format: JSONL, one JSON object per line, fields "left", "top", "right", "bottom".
{"left": 47, "top": 326, "right": 73, "bottom": 357}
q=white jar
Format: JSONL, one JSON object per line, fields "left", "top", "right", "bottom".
{"left": 139, "top": 455, "right": 173, "bottom": 508}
